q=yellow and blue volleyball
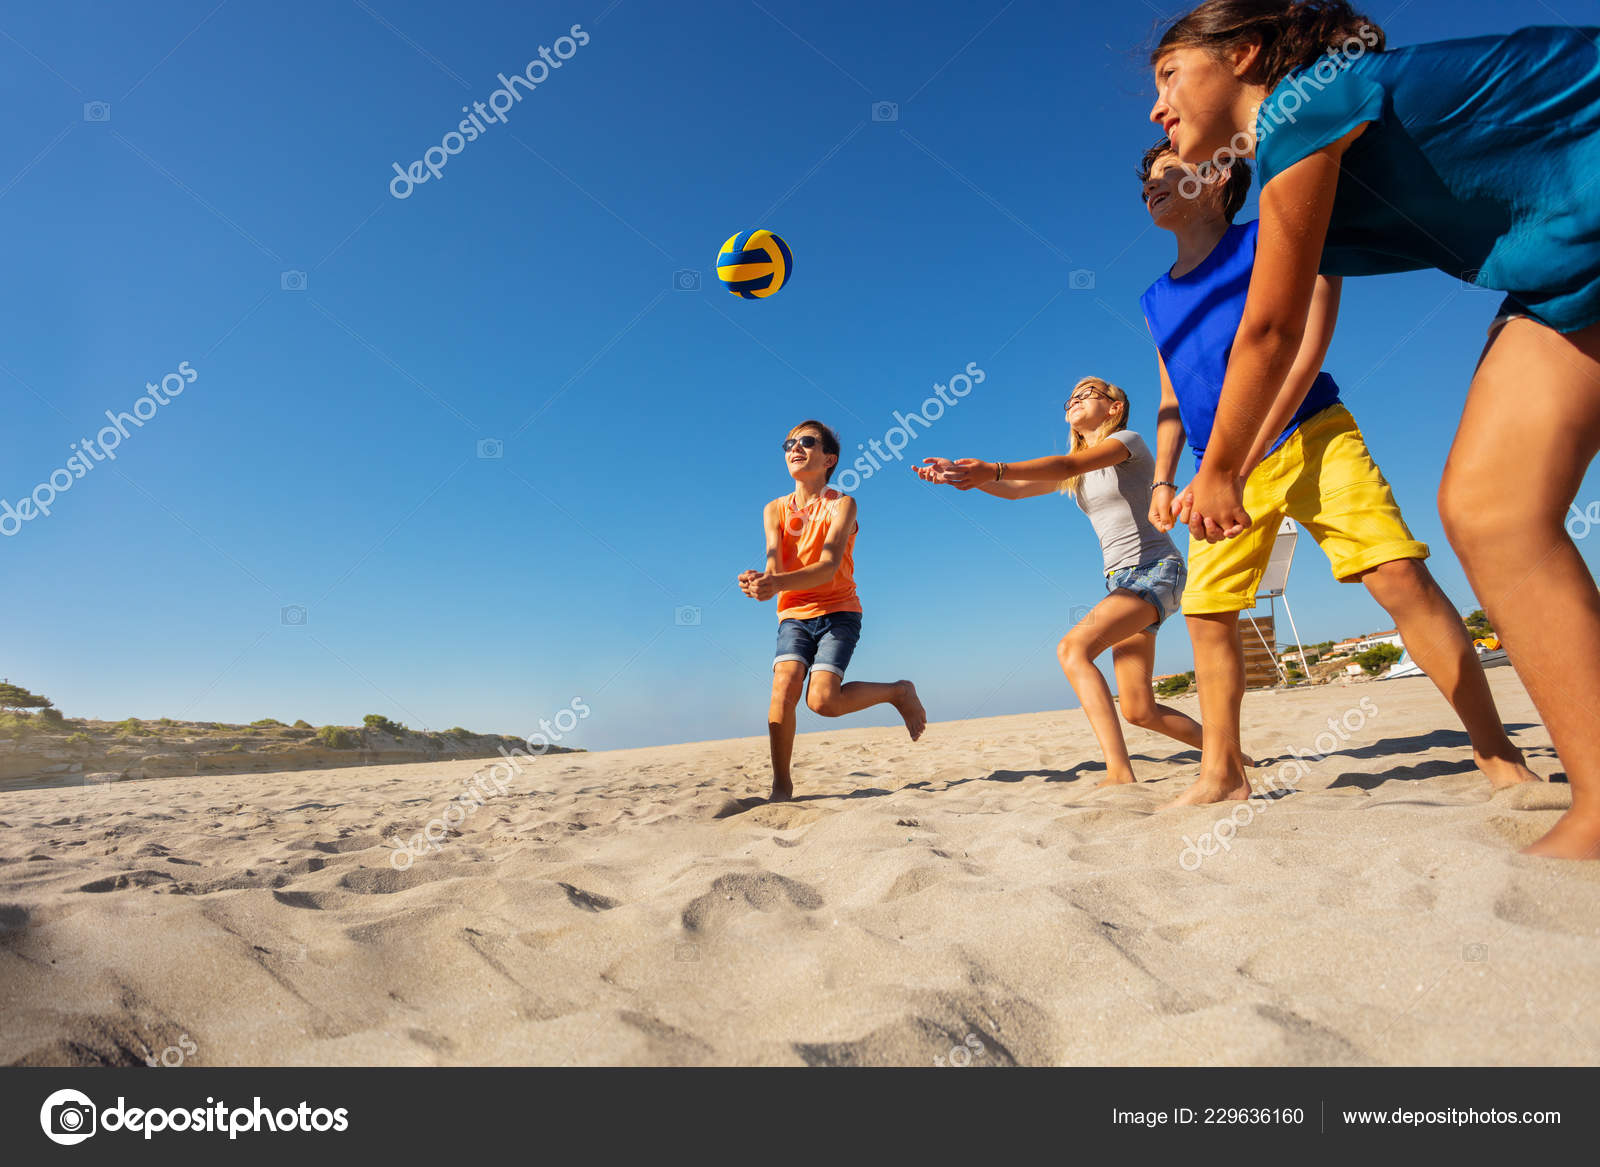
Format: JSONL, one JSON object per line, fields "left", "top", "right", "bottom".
{"left": 716, "top": 229, "right": 793, "bottom": 299}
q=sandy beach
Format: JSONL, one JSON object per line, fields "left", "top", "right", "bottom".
{"left": 2, "top": 669, "right": 1596, "bottom": 1067}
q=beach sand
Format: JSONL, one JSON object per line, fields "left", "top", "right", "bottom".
{"left": 2, "top": 669, "right": 1596, "bottom": 1067}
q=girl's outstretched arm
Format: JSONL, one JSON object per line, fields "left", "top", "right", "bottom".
{"left": 1239, "top": 274, "right": 1343, "bottom": 476}
{"left": 1180, "top": 126, "right": 1363, "bottom": 542}
{"left": 915, "top": 457, "right": 1056, "bottom": 499}
{"left": 937, "top": 439, "right": 1131, "bottom": 489}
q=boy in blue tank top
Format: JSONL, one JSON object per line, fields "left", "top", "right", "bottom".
{"left": 1138, "top": 139, "right": 1536, "bottom": 808}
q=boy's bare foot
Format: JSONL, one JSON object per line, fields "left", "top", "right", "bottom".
{"left": 1163, "top": 772, "right": 1251, "bottom": 808}
{"left": 893, "top": 681, "right": 927, "bottom": 741}
{"left": 1477, "top": 747, "right": 1541, "bottom": 790}
{"left": 1521, "top": 809, "right": 1600, "bottom": 860}
{"left": 768, "top": 778, "right": 794, "bottom": 803}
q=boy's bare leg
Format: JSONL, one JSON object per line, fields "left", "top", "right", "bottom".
{"left": 1440, "top": 317, "right": 1600, "bottom": 859}
{"left": 767, "top": 662, "right": 807, "bottom": 801}
{"left": 1167, "top": 611, "right": 1251, "bottom": 806}
{"left": 1059, "top": 592, "right": 1188, "bottom": 786}
{"left": 1356, "top": 557, "right": 1538, "bottom": 789}
{"left": 805, "top": 673, "right": 926, "bottom": 740}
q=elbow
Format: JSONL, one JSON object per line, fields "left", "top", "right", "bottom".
{"left": 1236, "top": 315, "right": 1306, "bottom": 359}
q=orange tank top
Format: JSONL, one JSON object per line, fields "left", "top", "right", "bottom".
{"left": 775, "top": 489, "right": 861, "bottom": 620}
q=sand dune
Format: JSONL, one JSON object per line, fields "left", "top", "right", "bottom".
{"left": 2, "top": 670, "right": 1595, "bottom": 1067}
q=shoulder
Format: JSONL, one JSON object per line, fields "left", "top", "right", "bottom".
{"left": 826, "top": 489, "right": 858, "bottom": 518}
{"left": 1105, "top": 429, "right": 1145, "bottom": 456}
{"left": 1256, "top": 55, "right": 1386, "bottom": 187}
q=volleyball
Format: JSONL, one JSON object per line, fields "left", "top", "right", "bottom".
{"left": 716, "top": 229, "right": 793, "bottom": 299}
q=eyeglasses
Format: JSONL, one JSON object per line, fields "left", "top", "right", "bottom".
{"left": 1065, "top": 390, "right": 1109, "bottom": 408}
{"left": 782, "top": 435, "right": 820, "bottom": 452}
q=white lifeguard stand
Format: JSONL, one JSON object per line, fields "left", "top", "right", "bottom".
{"left": 1243, "top": 517, "right": 1311, "bottom": 686}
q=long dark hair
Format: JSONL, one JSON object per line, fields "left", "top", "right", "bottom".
{"left": 1153, "top": 0, "right": 1384, "bottom": 90}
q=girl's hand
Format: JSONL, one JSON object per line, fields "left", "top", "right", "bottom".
{"left": 1176, "top": 468, "right": 1251, "bottom": 543}
{"left": 1149, "top": 484, "right": 1177, "bottom": 532}
{"left": 915, "top": 457, "right": 956, "bottom": 484}
{"left": 737, "top": 570, "right": 763, "bottom": 599}
{"left": 941, "top": 458, "right": 995, "bottom": 490}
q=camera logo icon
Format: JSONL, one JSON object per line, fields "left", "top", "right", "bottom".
{"left": 673, "top": 269, "right": 701, "bottom": 292}
{"left": 1069, "top": 269, "right": 1096, "bottom": 291}
{"left": 40, "top": 1089, "right": 97, "bottom": 1145}
{"left": 675, "top": 942, "right": 700, "bottom": 962}
{"left": 83, "top": 101, "right": 111, "bottom": 122}
{"left": 871, "top": 101, "right": 899, "bottom": 122}
{"left": 476, "top": 438, "right": 504, "bottom": 460}
{"left": 280, "top": 270, "right": 307, "bottom": 292}
{"left": 1462, "top": 943, "right": 1488, "bottom": 963}
{"left": 281, "top": 604, "right": 307, "bottom": 627}
{"left": 674, "top": 605, "right": 701, "bottom": 627}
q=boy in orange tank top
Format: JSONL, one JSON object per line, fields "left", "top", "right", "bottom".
{"left": 739, "top": 420, "right": 927, "bottom": 802}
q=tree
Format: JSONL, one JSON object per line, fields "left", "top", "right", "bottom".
{"left": 1155, "top": 672, "right": 1194, "bottom": 697}
{"left": 1355, "top": 643, "right": 1403, "bottom": 675}
{"left": 0, "top": 682, "right": 52, "bottom": 714}
{"left": 1464, "top": 609, "right": 1494, "bottom": 639}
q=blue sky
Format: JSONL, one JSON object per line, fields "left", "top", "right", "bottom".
{"left": 4, "top": 0, "right": 1596, "bottom": 751}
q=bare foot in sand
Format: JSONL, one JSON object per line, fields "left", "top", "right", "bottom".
{"left": 767, "top": 778, "right": 793, "bottom": 803}
{"left": 1521, "top": 808, "right": 1600, "bottom": 860}
{"left": 1162, "top": 772, "right": 1251, "bottom": 808}
{"left": 893, "top": 681, "right": 926, "bottom": 741}
{"left": 1093, "top": 769, "right": 1136, "bottom": 790}
{"left": 1478, "top": 747, "right": 1541, "bottom": 790}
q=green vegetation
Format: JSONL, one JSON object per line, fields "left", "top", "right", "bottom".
{"left": 1155, "top": 672, "right": 1195, "bottom": 698}
{"left": 362, "top": 714, "right": 406, "bottom": 736}
{"left": 1464, "top": 608, "right": 1494, "bottom": 639}
{"left": 115, "top": 718, "right": 153, "bottom": 737}
{"left": 157, "top": 718, "right": 176, "bottom": 727}
{"left": 37, "top": 707, "right": 65, "bottom": 727}
{"left": 1355, "top": 643, "right": 1403, "bottom": 675}
{"left": 447, "top": 726, "right": 473, "bottom": 739}
{"left": 226, "top": 743, "right": 246, "bottom": 753}
{"left": 0, "top": 682, "right": 52, "bottom": 715}
{"left": 250, "top": 718, "right": 286, "bottom": 728}
{"left": 66, "top": 732, "right": 91, "bottom": 745}
{"left": 317, "top": 725, "right": 358, "bottom": 749}
{"left": 292, "top": 719, "right": 312, "bottom": 729}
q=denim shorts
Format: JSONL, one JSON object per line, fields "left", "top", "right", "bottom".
{"left": 1106, "top": 553, "right": 1186, "bottom": 632}
{"left": 774, "top": 611, "right": 862, "bottom": 677}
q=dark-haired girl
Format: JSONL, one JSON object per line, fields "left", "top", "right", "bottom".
{"left": 1148, "top": 2, "right": 1600, "bottom": 858}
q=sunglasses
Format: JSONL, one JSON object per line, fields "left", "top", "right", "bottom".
{"left": 782, "top": 435, "right": 821, "bottom": 452}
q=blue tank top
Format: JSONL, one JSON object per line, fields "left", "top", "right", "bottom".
{"left": 1140, "top": 220, "right": 1341, "bottom": 466}
{"left": 1255, "top": 26, "right": 1600, "bottom": 333}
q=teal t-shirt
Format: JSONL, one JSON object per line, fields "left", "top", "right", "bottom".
{"left": 1255, "top": 26, "right": 1600, "bottom": 333}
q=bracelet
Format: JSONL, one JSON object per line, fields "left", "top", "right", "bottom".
{"left": 996, "top": 462, "right": 1007, "bottom": 481}
{"left": 1153, "top": 481, "right": 1177, "bottom": 490}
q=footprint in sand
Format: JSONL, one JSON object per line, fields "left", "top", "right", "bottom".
{"left": 680, "top": 871, "right": 824, "bottom": 935}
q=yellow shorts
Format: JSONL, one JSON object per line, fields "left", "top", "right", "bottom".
{"left": 1182, "top": 404, "right": 1429, "bottom": 614}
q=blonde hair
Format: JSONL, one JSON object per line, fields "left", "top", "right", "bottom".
{"left": 1061, "top": 376, "right": 1130, "bottom": 499}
